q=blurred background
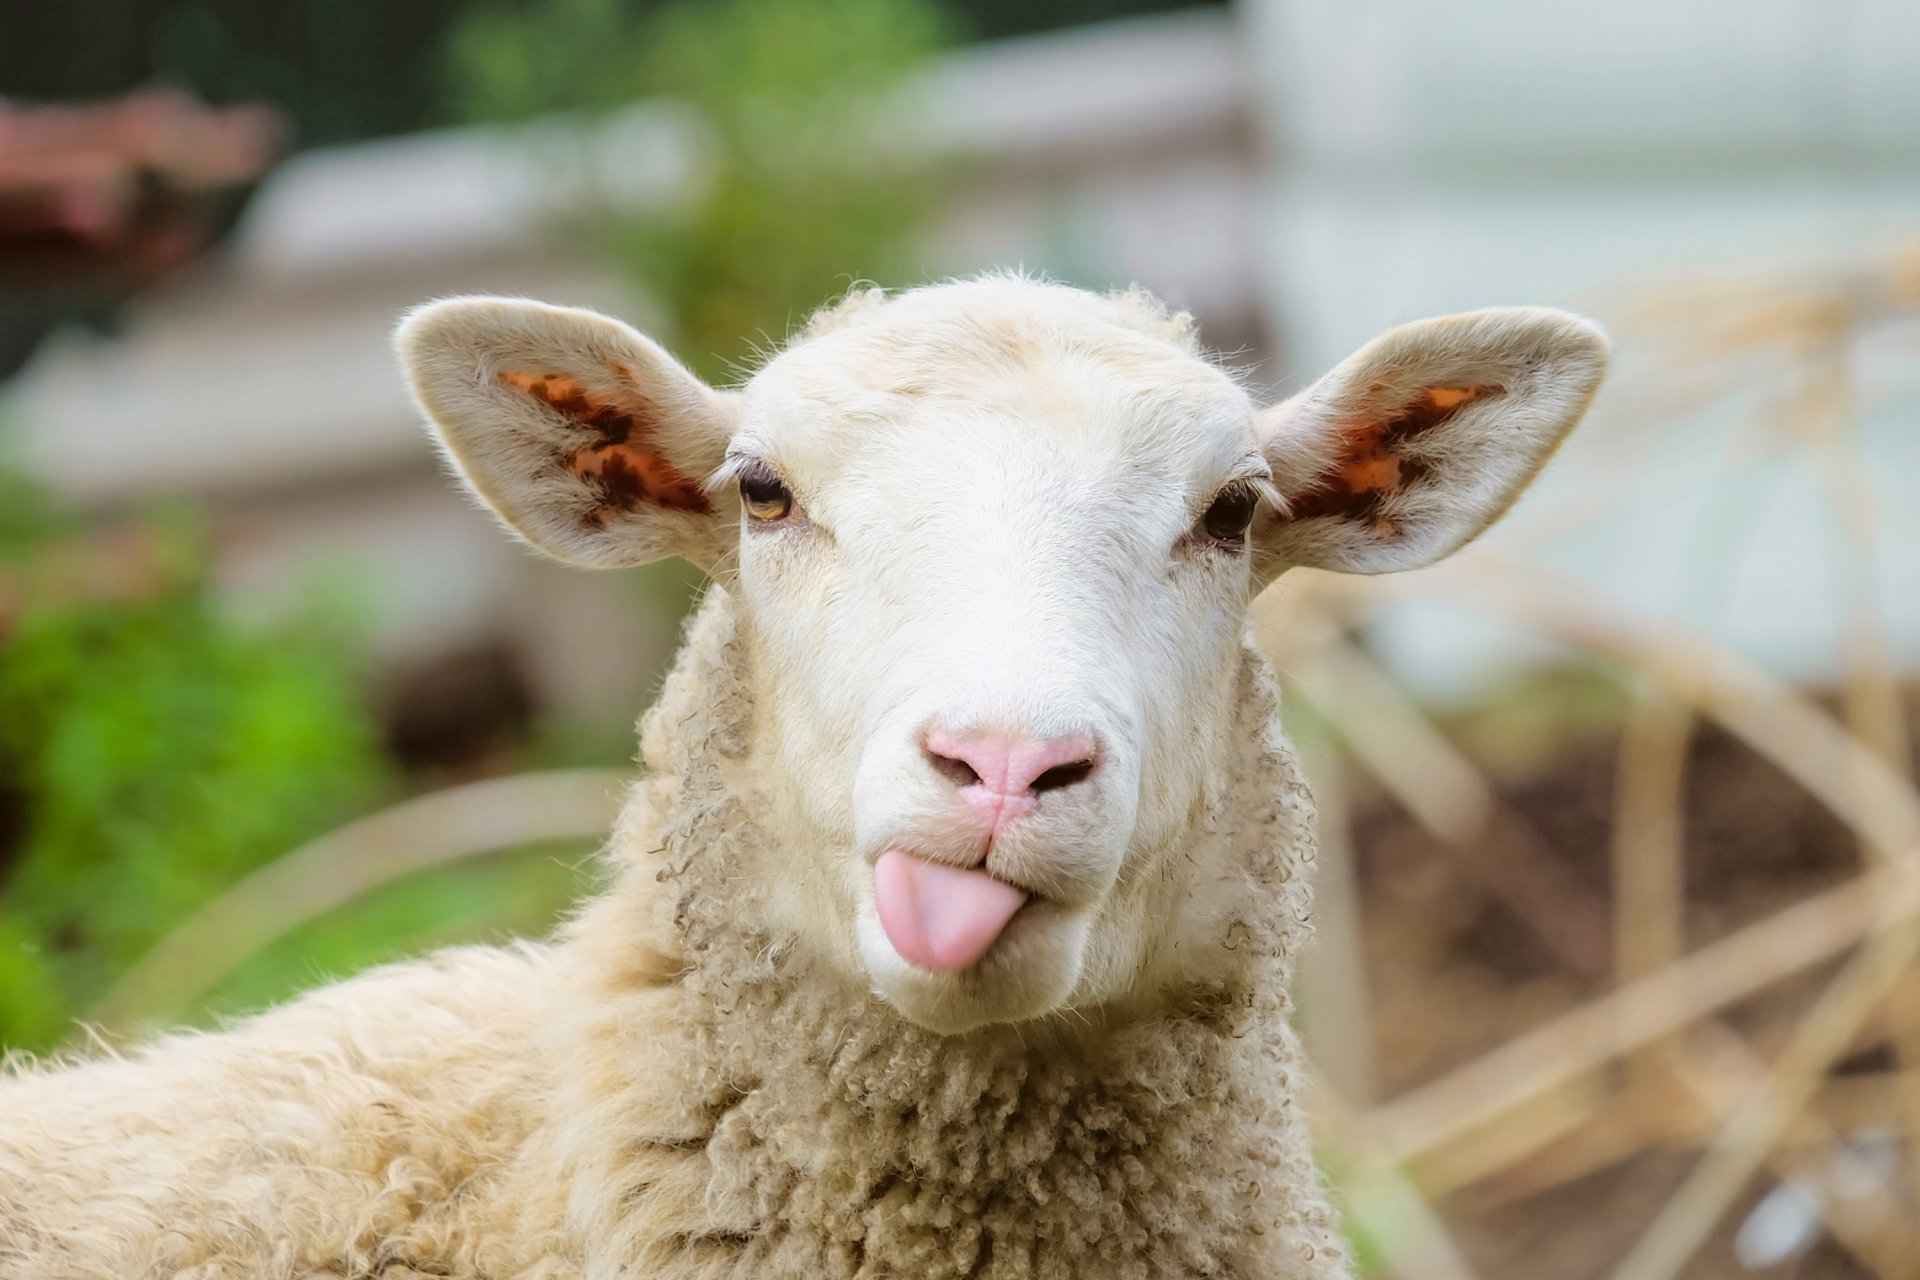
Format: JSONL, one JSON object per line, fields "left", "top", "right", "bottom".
{"left": 3, "top": 1, "right": 1920, "bottom": 1276}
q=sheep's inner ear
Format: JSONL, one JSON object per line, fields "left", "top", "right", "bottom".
{"left": 1253, "top": 306, "right": 1609, "bottom": 581}
{"left": 1278, "top": 384, "right": 1502, "bottom": 535}
{"left": 497, "top": 368, "right": 713, "bottom": 523}
{"left": 396, "top": 297, "right": 739, "bottom": 572}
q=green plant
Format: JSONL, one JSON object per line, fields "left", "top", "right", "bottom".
{"left": 447, "top": 0, "right": 954, "bottom": 380}
{"left": 0, "top": 497, "right": 389, "bottom": 1051}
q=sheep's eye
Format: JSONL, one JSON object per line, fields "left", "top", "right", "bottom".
{"left": 1200, "top": 485, "right": 1258, "bottom": 546}
{"left": 738, "top": 464, "right": 793, "bottom": 522}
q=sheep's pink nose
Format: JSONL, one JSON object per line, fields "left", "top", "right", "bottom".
{"left": 923, "top": 727, "right": 1098, "bottom": 826}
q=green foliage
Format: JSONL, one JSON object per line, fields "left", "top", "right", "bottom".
{"left": 0, "top": 497, "right": 388, "bottom": 1052}
{"left": 0, "top": 469, "right": 73, "bottom": 560}
{"left": 447, "top": 0, "right": 659, "bottom": 124}
{"left": 447, "top": 0, "right": 955, "bottom": 379}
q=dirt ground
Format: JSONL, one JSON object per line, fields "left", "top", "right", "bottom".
{"left": 1347, "top": 697, "right": 1907, "bottom": 1279}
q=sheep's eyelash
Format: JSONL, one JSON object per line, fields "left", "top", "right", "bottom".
{"left": 704, "top": 454, "right": 761, "bottom": 497}
{"left": 1192, "top": 474, "right": 1280, "bottom": 524}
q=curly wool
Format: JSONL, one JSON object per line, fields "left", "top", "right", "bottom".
{"left": 0, "top": 588, "right": 1347, "bottom": 1279}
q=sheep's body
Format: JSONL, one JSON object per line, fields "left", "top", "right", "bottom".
{"left": 0, "top": 589, "right": 1346, "bottom": 1279}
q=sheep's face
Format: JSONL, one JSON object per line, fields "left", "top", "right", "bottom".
{"left": 399, "top": 277, "right": 1608, "bottom": 1034}
{"left": 726, "top": 293, "right": 1265, "bottom": 1032}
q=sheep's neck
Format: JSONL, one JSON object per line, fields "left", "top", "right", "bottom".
{"left": 551, "top": 586, "right": 1341, "bottom": 1276}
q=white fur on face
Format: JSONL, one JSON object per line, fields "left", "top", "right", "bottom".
{"left": 398, "top": 274, "right": 1608, "bottom": 1033}
{"left": 726, "top": 281, "right": 1265, "bottom": 1030}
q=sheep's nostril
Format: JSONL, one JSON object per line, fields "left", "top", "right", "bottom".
{"left": 1031, "top": 760, "right": 1096, "bottom": 794}
{"left": 925, "top": 749, "right": 984, "bottom": 789}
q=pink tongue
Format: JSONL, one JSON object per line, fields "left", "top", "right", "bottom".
{"left": 873, "top": 850, "right": 1028, "bottom": 973}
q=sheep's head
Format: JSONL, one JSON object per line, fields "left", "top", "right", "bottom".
{"left": 397, "top": 277, "right": 1606, "bottom": 1034}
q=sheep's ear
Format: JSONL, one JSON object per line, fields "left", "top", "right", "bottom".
{"left": 396, "top": 296, "right": 737, "bottom": 571}
{"left": 1252, "top": 307, "right": 1608, "bottom": 581}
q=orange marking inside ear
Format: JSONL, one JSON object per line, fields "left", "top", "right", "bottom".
{"left": 500, "top": 368, "right": 712, "bottom": 520}
{"left": 1283, "top": 384, "right": 1501, "bottom": 531}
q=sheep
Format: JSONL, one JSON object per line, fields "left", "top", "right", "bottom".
{"left": 0, "top": 274, "right": 1608, "bottom": 1279}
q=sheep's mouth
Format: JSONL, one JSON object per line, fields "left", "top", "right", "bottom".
{"left": 872, "top": 850, "right": 1037, "bottom": 973}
